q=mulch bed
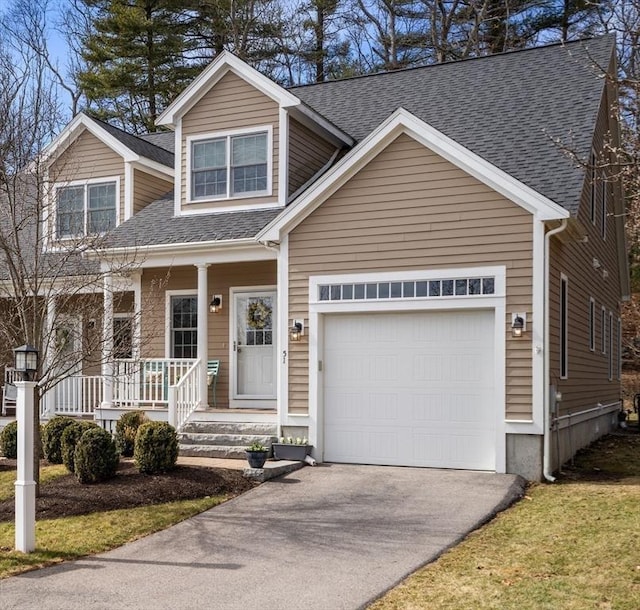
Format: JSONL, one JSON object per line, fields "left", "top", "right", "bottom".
{"left": 0, "top": 460, "right": 256, "bottom": 521}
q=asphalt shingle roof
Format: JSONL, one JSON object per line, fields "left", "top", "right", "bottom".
{"left": 92, "top": 118, "right": 175, "bottom": 167}
{"left": 291, "top": 35, "right": 614, "bottom": 215}
{"left": 105, "top": 194, "right": 282, "bottom": 248}
{"left": 138, "top": 131, "right": 175, "bottom": 153}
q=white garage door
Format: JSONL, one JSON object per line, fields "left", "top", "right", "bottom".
{"left": 323, "top": 310, "right": 496, "bottom": 470}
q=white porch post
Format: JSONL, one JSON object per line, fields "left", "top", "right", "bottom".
{"left": 102, "top": 273, "right": 114, "bottom": 408}
{"left": 196, "top": 263, "right": 209, "bottom": 408}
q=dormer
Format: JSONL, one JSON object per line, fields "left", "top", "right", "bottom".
{"left": 43, "top": 114, "right": 174, "bottom": 247}
{"left": 156, "top": 52, "right": 353, "bottom": 217}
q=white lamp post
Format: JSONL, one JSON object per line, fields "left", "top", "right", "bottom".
{"left": 13, "top": 344, "right": 38, "bottom": 553}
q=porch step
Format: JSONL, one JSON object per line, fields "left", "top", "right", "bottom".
{"left": 178, "top": 421, "right": 278, "bottom": 460}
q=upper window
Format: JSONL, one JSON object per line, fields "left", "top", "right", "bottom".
{"left": 56, "top": 181, "right": 117, "bottom": 238}
{"left": 600, "top": 171, "right": 607, "bottom": 240}
{"left": 191, "top": 130, "right": 269, "bottom": 201}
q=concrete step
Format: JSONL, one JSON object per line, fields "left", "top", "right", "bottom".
{"left": 179, "top": 444, "right": 257, "bottom": 459}
{"left": 179, "top": 433, "right": 275, "bottom": 447}
{"left": 181, "top": 421, "right": 278, "bottom": 436}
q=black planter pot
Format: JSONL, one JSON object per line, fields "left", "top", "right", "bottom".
{"left": 246, "top": 450, "right": 268, "bottom": 468}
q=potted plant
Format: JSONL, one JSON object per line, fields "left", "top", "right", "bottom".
{"left": 271, "top": 437, "right": 312, "bottom": 461}
{"left": 246, "top": 442, "right": 269, "bottom": 468}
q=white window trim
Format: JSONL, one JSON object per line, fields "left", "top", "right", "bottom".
{"left": 165, "top": 289, "right": 197, "bottom": 358}
{"left": 601, "top": 170, "right": 607, "bottom": 240}
{"left": 589, "top": 149, "right": 596, "bottom": 225}
{"left": 589, "top": 297, "right": 595, "bottom": 352}
{"left": 560, "top": 274, "right": 568, "bottom": 380}
{"left": 307, "top": 266, "right": 508, "bottom": 473}
{"left": 608, "top": 311, "right": 613, "bottom": 381}
{"left": 617, "top": 317, "right": 622, "bottom": 381}
{"left": 601, "top": 305, "right": 607, "bottom": 355}
{"left": 53, "top": 176, "right": 121, "bottom": 240}
{"left": 185, "top": 125, "right": 273, "bottom": 204}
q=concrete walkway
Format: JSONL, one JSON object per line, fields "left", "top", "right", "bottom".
{"left": 0, "top": 465, "right": 526, "bottom": 610}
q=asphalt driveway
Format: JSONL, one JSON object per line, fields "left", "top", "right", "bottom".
{"left": 0, "top": 464, "right": 525, "bottom": 610}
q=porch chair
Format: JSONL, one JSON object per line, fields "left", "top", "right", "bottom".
{"left": 207, "top": 360, "right": 220, "bottom": 407}
{"left": 2, "top": 367, "right": 17, "bottom": 416}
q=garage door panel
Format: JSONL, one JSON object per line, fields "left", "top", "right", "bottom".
{"left": 323, "top": 310, "right": 496, "bottom": 471}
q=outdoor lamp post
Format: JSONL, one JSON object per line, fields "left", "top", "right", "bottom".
{"left": 13, "top": 344, "right": 39, "bottom": 553}
{"left": 13, "top": 344, "right": 38, "bottom": 381}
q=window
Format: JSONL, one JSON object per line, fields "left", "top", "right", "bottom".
{"left": 560, "top": 275, "right": 568, "bottom": 379}
{"left": 601, "top": 171, "right": 607, "bottom": 240}
{"left": 588, "top": 298, "right": 595, "bottom": 351}
{"left": 318, "top": 276, "right": 496, "bottom": 302}
{"left": 170, "top": 296, "right": 197, "bottom": 358}
{"left": 191, "top": 130, "right": 269, "bottom": 200}
{"left": 601, "top": 306, "right": 607, "bottom": 354}
{"left": 113, "top": 315, "right": 133, "bottom": 359}
{"left": 608, "top": 312, "right": 613, "bottom": 381}
{"left": 56, "top": 181, "right": 117, "bottom": 238}
{"left": 589, "top": 150, "right": 596, "bottom": 224}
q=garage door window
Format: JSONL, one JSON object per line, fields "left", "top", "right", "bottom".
{"left": 318, "top": 276, "right": 495, "bottom": 302}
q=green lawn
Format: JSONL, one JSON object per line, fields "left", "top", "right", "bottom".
{"left": 370, "top": 434, "right": 640, "bottom": 610}
{"left": 0, "top": 465, "right": 233, "bottom": 579}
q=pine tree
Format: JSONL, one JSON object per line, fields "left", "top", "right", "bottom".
{"left": 77, "top": 0, "right": 199, "bottom": 133}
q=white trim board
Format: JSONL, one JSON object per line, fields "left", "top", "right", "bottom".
{"left": 258, "top": 108, "right": 569, "bottom": 243}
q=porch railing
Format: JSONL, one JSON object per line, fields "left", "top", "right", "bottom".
{"left": 40, "top": 375, "right": 104, "bottom": 418}
{"left": 168, "top": 358, "right": 201, "bottom": 432}
{"left": 113, "top": 358, "right": 197, "bottom": 409}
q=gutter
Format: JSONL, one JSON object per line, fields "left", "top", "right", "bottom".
{"left": 543, "top": 218, "right": 568, "bottom": 482}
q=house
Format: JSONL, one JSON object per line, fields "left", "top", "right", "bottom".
{"left": 28, "top": 34, "right": 627, "bottom": 480}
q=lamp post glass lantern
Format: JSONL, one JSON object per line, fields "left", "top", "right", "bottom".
{"left": 13, "top": 344, "right": 39, "bottom": 381}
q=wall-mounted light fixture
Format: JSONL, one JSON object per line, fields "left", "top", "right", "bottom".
{"left": 511, "top": 313, "right": 526, "bottom": 338}
{"left": 209, "top": 295, "right": 222, "bottom": 314}
{"left": 290, "top": 320, "right": 304, "bottom": 341}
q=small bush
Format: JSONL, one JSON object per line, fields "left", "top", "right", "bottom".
{"left": 0, "top": 421, "right": 18, "bottom": 459}
{"left": 42, "top": 416, "right": 75, "bottom": 464}
{"left": 74, "top": 427, "right": 119, "bottom": 484}
{"left": 115, "top": 411, "right": 148, "bottom": 457}
{"left": 134, "top": 421, "right": 178, "bottom": 474}
{"left": 61, "top": 420, "right": 99, "bottom": 473}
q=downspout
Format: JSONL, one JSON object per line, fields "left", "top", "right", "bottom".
{"left": 543, "top": 218, "right": 568, "bottom": 482}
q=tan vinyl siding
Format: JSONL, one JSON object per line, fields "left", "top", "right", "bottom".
{"left": 140, "top": 261, "right": 276, "bottom": 408}
{"left": 181, "top": 70, "right": 279, "bottom": 212}
{"left": 133, "top": 169, "right": 173, "bottom": 215}
{"left": 548, "top": 85, "right": 622, "bottom": 416}
{"left": 288, "top": 133, "right": 534, "bottom": 418}
{"left": 288, "top": 118, "right": 337, "bottom": 195}
{"left": 51, "top": 130, "right": 126, "bottom": 224}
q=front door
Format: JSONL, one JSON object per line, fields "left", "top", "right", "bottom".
{"left": 232, "top": 290, "right": 276, "bottom": 403}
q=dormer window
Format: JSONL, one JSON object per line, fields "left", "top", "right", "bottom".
{"left": 189, "top": 127, "right": 271, "bottom": 202}
{"left": 56, "top": 180, "right": 118, "bottom": 238}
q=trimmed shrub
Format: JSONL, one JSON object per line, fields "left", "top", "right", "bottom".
{"left": 134, "top": 421, "right": 179, "bottom": 474}
{"left": 74, "top": 427, "right": 119, "bottom": 484}
{"left": 42, "top": 416, "right": 75, "bottom": 464}
{"left": 115, "top": 411, "right": 148, "bottom": 457}
{"left": 0, "top": 421, "right": 18, "bottom": 459}
{"left": 61, "top": 420, "right": 99, "bottom": 473}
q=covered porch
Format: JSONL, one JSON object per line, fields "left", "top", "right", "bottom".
{"left": 41, "top": 243, "right": 283, "bottom": 432}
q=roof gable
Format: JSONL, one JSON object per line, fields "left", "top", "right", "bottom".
{"left": 44, "top": 113, "right": 174, "bottom": 176}
{"left": 258, "top": 108, "right": 569, "bottom": 242}
{"left": 156, "top": 51, "right": 299, "bottom": 127}
{"left": 291, "top": 35, "right": 615, "bottom": 215}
